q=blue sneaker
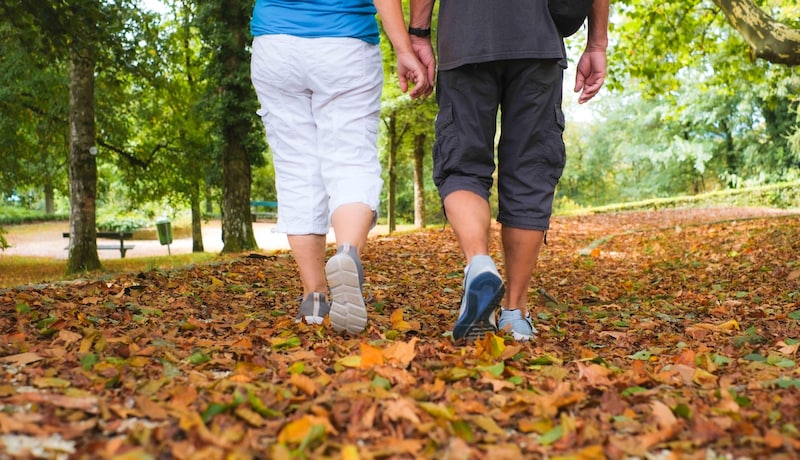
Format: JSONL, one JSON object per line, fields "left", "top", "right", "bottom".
{"left": 326, "top": 242, "right": 367, "bottom": 334}
{"left": 452, "top": 255, "right": 505, "bottom": 341}
{"left": 498, "top": 308, "right": 536, "bottom": 341}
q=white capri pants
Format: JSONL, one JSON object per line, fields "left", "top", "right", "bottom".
{"left": 251, "top": 34, "right": 384, "bottom": 235}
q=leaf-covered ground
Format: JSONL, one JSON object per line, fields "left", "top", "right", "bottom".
{"left": 1, "top": 207, "right": 799, "bottom": 459}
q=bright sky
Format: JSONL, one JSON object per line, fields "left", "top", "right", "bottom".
{"left": 142, "top": 0, "right": 168, "bottom": 14}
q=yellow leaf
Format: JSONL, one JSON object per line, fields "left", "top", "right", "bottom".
{"left": 472, "top": 415, "right": 504, "bottom": 435}
{"left": 235, "top": 406, "right": 265, "bottom": 427}
{"left": 232, "top": 319, "right": 251, "bottom": 332}
{"left": 360, "top": 343, "right": 385, "bottom": 368}
{"left": 208, "top": 276, "right": 224, "bottom": 290}
{"left": 32, "top": 377, "right": 71, "bottom": 389}
{"left": 341, "top": 444, "right": 361, "bottom": 460}
{"left": 79, "top": 334, "right": 96, "bottom": 354}
{"left": 489, "top": 334, "right": 506, "bottom": 358}
{"left": 337, "top": 355, "right": 362, "bottom": 368}
{"left": 551, "top": 445, "right": 605, "bottom": 460}
{"left": 715, "top": 319, "right": 740, "bottom": 331}
{"left": 390, "top": 309, "right": 412, "bottom": 331}
{"left": 277, "top": 415, "right": 334, "bottom": 444}
{"left": 518, "top": 417, "right": 553, "bottom": 434}
{"left": 128, "top": 356, "right": 149, "bottom": 368}
{"left": 692, "top": 368, "right": 718, "bottom": 387}
{"left": 418, "top": 401, "right": 455, "bottom": 421}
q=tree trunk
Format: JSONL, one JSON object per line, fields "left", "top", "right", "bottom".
{"left": 66, "top": 45, "right": 101, "bottom": 273}
{"left": 44, "top": 182, "right": 55, "bottom": 215}
{"left": 219, "top": 0, "right": 256, "bottom": 253}
{"left": 413, "top": 133, "right": 427, "bottom": 229}
{"left": 205, "top": 184, "right": 214, "bottom": 215}
{"left": 221, "top": 132, "right": 256, "bottom": 252}
{"left": 387, "top": 116, "right": 398, "bottom": 234}
{"left": 714, "top": 0, "right": 800, "bottom": 66}
{"left": 191, "top": 179, "right": 204, "bottom": 253}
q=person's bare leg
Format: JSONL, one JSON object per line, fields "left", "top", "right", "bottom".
{"left": 442, "top": 190, "right": 492, "bottom": 262}
{"left": 287, "top": 234, "right": 328, "bottom": 297}
{"left": 327, "top": 202, "right": 373, "bottom": 334}
{"left": 501, "top": 226, "right": 545, "bottom": 316}
{"left": 331, "top": 203, "right": 374, "bottom": 256}
{"left": 445, "top": 190, "right": 505, "bottom": 340}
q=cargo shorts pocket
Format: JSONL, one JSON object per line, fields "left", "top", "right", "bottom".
{"left": 432, "top": 104, "right": 459, "bottom": 184}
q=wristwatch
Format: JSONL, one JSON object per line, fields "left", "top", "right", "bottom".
{"left": 408, "top": 26, "right": 431, "bottom": 38}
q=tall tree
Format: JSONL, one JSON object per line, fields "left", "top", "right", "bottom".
{"left": 195, "top": 1, "right": 263, "bottom": 253}
{"left": 0, "top": 1, "right": 160, "bottom": 272}
{"left": 67, "top": 40, "right": 102, "bottom": 272}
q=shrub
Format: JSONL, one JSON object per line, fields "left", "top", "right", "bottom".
{"left": 96, "top": 212, "right": 151, "bottom": 233}
{"left": 0, "top": 206, "right": 68, "bottom": 225}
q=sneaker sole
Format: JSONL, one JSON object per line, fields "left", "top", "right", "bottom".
{"left": 296, "top": 315, "right": 325, "bottom": 325}
{"left": 326, "top": 253, "right": 367, "bottom": 334}
{"left": 507, "top": 329, "right": 533, "bottom": 341}
{"left": 453, "top": 272, "right": 505, "bottom": 341}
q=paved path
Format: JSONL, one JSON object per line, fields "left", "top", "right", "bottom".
{"left": 2, "top": 220, "right": 407, "bottom": 260}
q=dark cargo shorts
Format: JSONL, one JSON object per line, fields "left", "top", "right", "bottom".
{"left": 433, "top": 59, "right": 566, "bottom": 231}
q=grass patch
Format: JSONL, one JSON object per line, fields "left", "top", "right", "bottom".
{"left": 0, "top": 252, "right": 224, "bottom": 289}
{"left": 556, "top": 180, "right": 800, "bottom": 216}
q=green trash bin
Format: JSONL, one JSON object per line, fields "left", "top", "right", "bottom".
{"left": 156, "top": 217, "right": 173, "bottom": 245}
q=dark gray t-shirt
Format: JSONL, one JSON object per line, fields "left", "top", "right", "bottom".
{"left": 437, "top": 0, "right": 566, "bottom": 71}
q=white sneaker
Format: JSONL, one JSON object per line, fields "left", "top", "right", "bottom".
{"left": 326, "top": 242, "right": 367, "bottom": 334}
{"left": 498, "top": 308, "right": 536, "bottom": 341}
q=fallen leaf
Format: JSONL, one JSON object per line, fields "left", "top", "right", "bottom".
{"left": 0, "top": 352, "right": 43, "bottom": 366}
{"left": 383, "top": 398, "right": 421, "bottom": 424}
{"left": 360, "top": 342, "right": 385, "bottom": 368}
{"left": 277, "top": 414, "right": 337, "bottom": 445}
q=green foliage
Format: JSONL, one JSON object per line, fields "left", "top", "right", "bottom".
{"left": 0, "top": 205, "right": 68, "bottom": 225}
{"left": 251, "top": 162, "right": 277, "bottom": 203}
{"left": 556, "top": 181, "right": 800, "bottom": 216}
{"left": 96, "top": 211, "right": 150, "bottom": 233}
{"left": 0, "top": 17, "right": 69, "bottom": 199}
{"left": 561, "top": 0, "right": 797, "bottom": 208}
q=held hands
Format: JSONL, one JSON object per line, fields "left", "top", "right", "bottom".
{"left": 574, "top": 48, "right": 607, "bottom": 104}
{"left": 396, "top": 45, "right": 434, "bottom": 99}
{"left": 396, "top": 49, "right": 432, "bottom": 99}
{"left": 410, "top": 35, "right": 436, "bottom": 92}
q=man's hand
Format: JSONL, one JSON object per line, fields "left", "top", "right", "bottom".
{"left": 410, "top": 35, "right": 436, "bottom": 93}
{"left": 574, "top": 49, "right": 606, "bottom": 104}
{"left": 396, "top": 49, "right": 432, "bottom": 99}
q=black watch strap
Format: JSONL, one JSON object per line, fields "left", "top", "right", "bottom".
{"left": 408, "top": 26, "right": 431, "bottom": 38}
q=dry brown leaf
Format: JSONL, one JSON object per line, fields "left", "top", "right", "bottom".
{"left": 382, "top": 398, "right": 421, "bottom": 424}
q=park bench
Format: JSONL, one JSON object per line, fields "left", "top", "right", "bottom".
{"left": 250, "top": 200, "right": 278, "bottom": 222}
{"left": 63, "top": 232, "right": 135, "bottom": 258}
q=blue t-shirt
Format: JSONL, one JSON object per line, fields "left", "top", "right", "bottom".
{"left": 251, "top": 0, "right": 380, "bottom": 45}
